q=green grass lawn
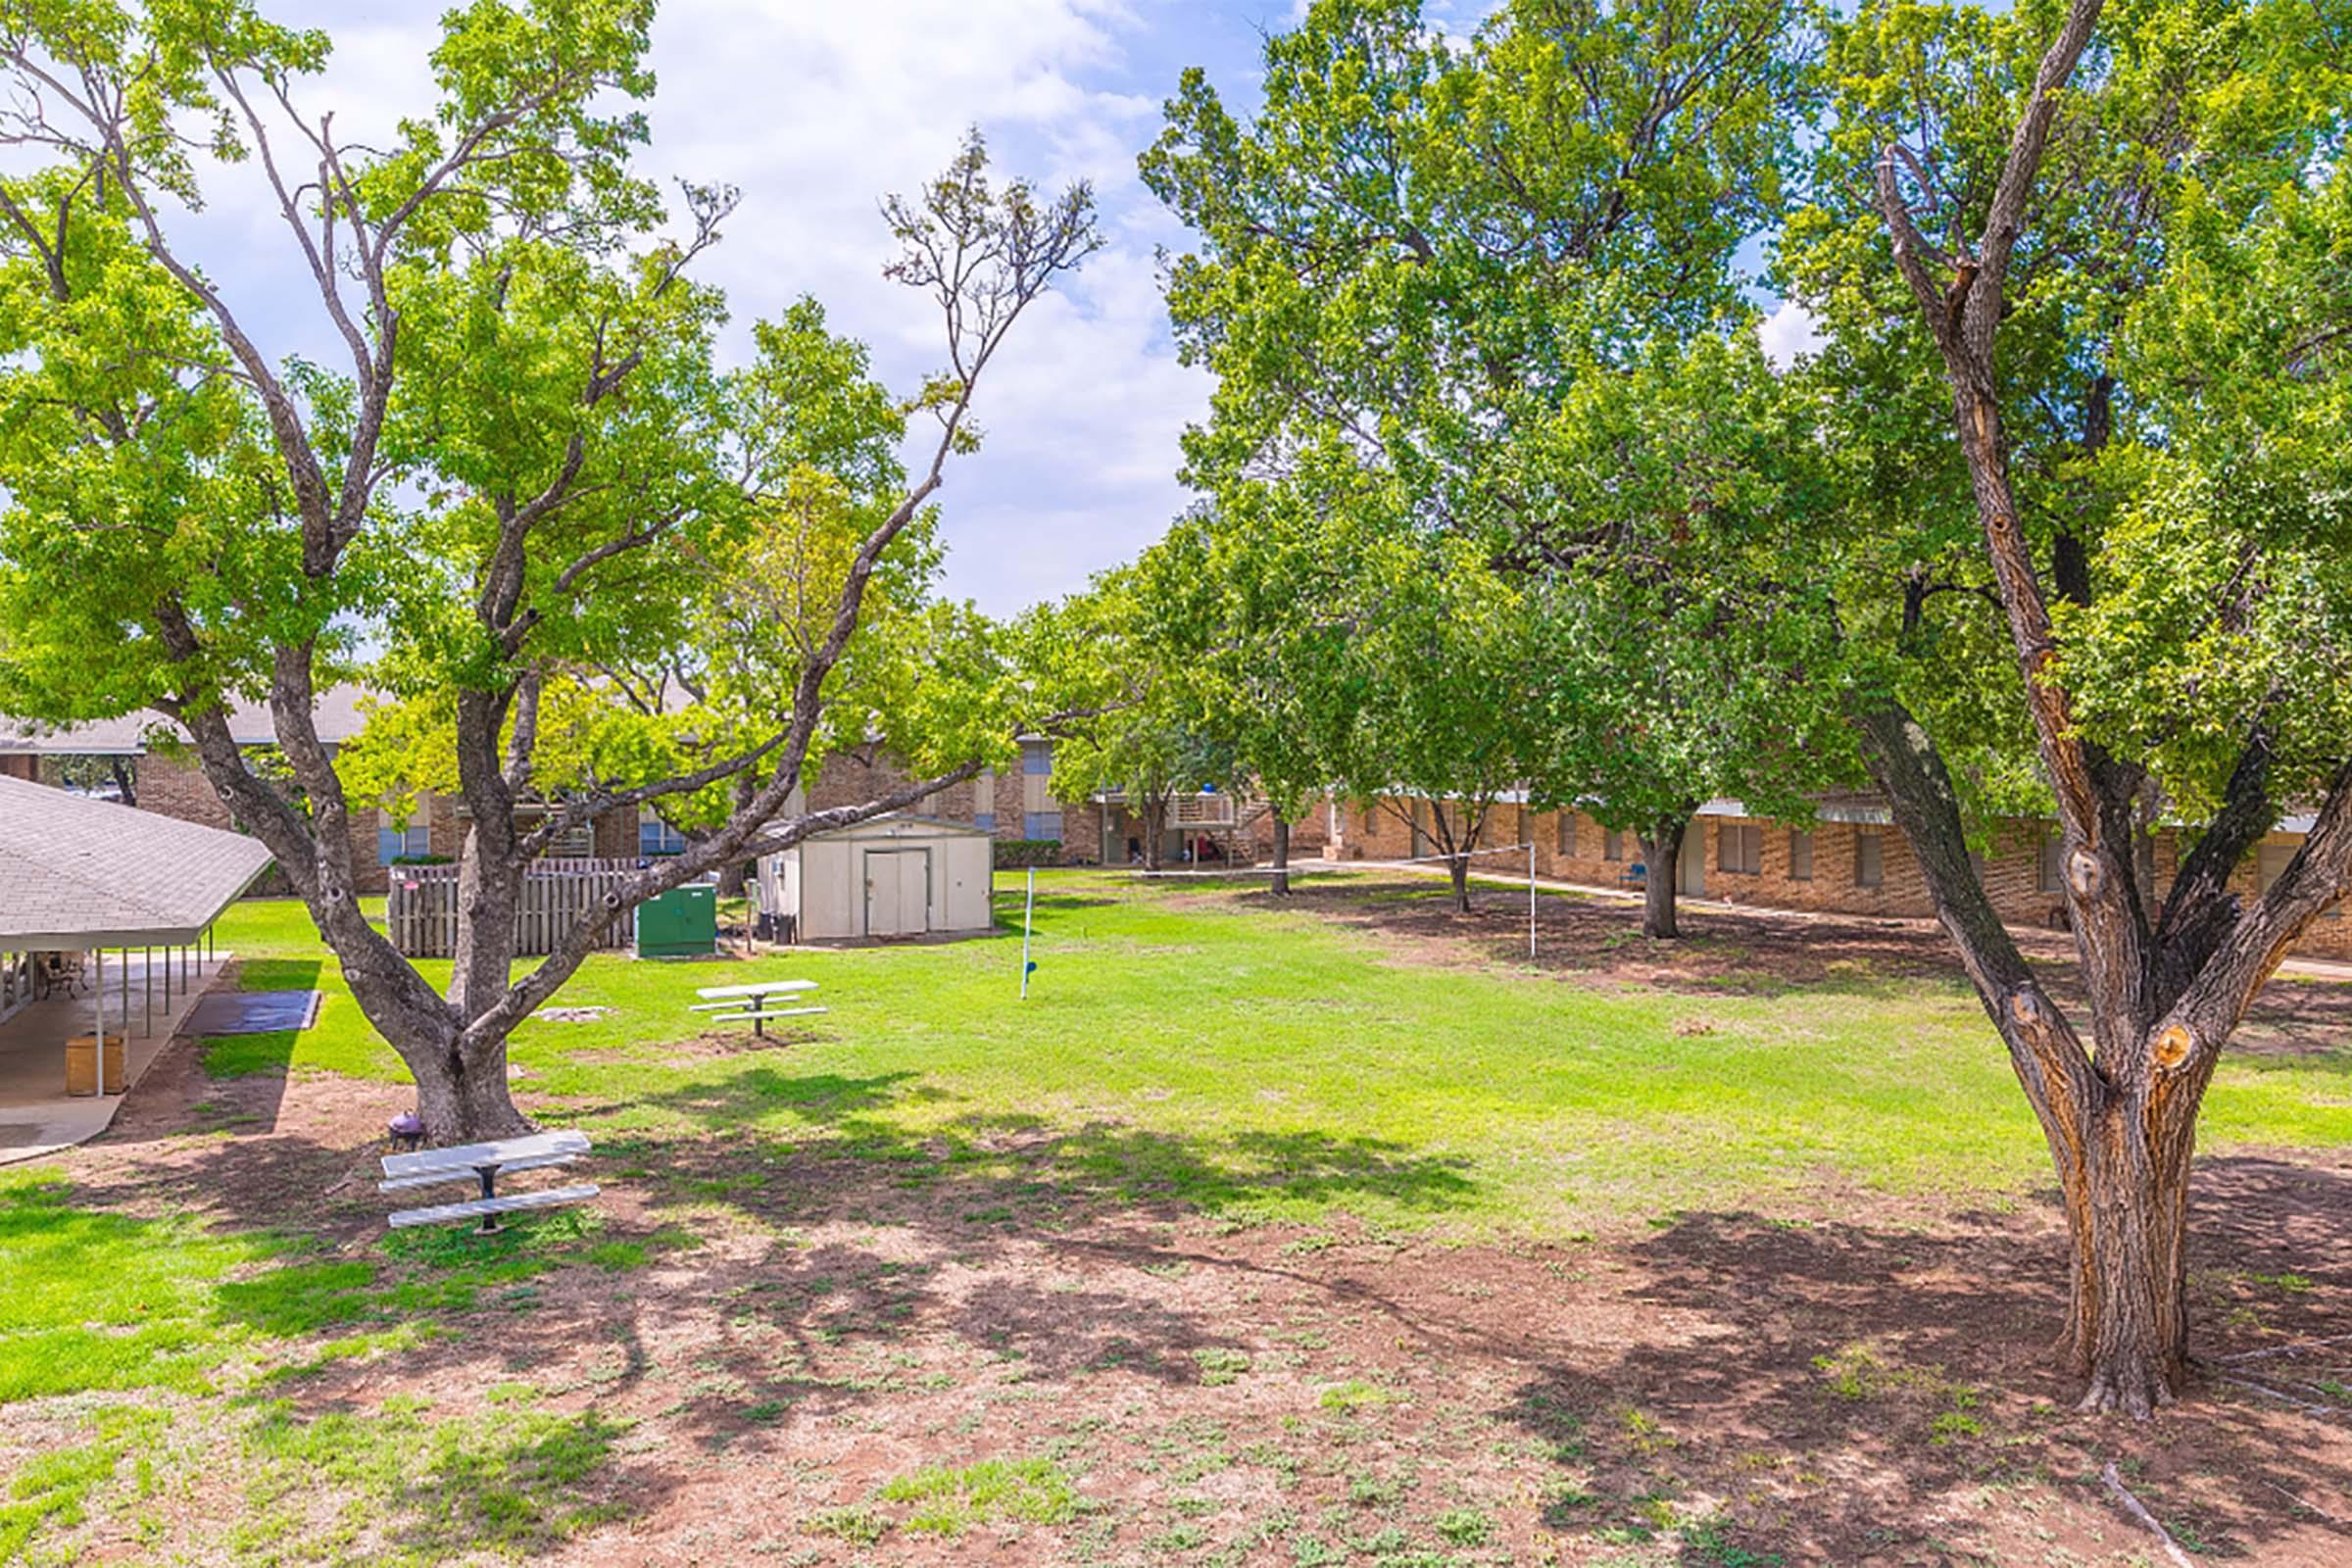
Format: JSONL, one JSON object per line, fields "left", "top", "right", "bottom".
{"left": 206, "top": 873, "right": 2352, "bottom": 1235}
{"left": 8, "top": 873, "right": 2351, "bottom": 1565}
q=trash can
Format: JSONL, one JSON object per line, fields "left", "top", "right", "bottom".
{"left": 635, "top": 884, "right": 717, "bottom": 958}
{"left": 65, "top": 1034, "right": 126, "bottom": 1097}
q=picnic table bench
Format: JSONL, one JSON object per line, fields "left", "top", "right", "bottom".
{"left": 379, "top": 1129, "right": 598, "bottom": 1232}
{"left": 690, "top": 979, "right": 825, "bottom": 1037}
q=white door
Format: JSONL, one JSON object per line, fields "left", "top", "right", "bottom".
{"left": 864, "top": 850, "right": 931, "bottom": 937}
{"left": 1677, "top": 828, "right": 1706, "bottom": 898}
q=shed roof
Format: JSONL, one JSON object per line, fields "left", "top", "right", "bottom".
{"left": 798, "top": 812, "right": 996, "bottom": 844}
{"left": 0, "top": 776, "right": 275, "bottom": 948}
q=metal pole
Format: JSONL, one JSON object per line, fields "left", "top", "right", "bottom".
{"left": 143, "top": 946, "right": 152, "bottom": 1036}
{"left": 93, "top": 948, "right": 104, "bottom": 1096}
{"left": 1529, "top": 841, "right": 1538, "bottom": 960}
{"left": 1019, "top": 868, "right": 1036, "bottom": 1000}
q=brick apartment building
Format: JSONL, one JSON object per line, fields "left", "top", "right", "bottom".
{"left": 2, "top": 699, "right": 1116, "bottom": 893}
{"left": 1325, "top": 790, "right": 2352, "bottom": 962}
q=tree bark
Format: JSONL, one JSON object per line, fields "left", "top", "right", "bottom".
{"left": 714, "top": 774, "right": 758, "bottom": 898}
{"left": 1143, "top": 796, "right": 1165, "bottom": 872}
{"left": 2061, "top": 1092, "right": 2199, "bottom": 1417}
{"left": 1446, "top": 850, "right": 1471, "bottom": 912}
{"left": 406, "top": 1023, "right": 533, "bottom": 1145}
{"left": 1270, "top": 814, "right": 1292, "bottom": 896}
{"left": 1640, "top": 814, "right": 1688, "bottom": 940}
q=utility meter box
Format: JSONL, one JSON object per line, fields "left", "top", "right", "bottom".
{"left": 635, "top": 884, "right": 716, "bottom": 958}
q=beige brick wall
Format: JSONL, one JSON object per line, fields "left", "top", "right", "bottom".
{"left": 136, "top": 751, "right": 388, "bottom": 895}
{"left": 1325, "top": 793, "right": 2352, "bottom": 962}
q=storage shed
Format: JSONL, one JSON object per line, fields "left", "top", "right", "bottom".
{"left": 757, "top": 814, "right": 995, "bottom": 944}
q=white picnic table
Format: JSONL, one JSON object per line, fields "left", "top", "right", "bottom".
{"left": 691, "top": 979, "right": 825, "bottom": 1037}
{"left": 378, "top": 1129, "right": 597, "bottom": 1232}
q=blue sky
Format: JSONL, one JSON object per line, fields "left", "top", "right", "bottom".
{"left": 148, "top": 2, "right": 1809, "bottom": 617}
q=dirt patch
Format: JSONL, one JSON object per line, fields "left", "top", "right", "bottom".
{"left": 24, "top": 1054, "right": 2352, "bottom": 1565}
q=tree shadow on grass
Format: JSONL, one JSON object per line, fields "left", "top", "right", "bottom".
{"left": 1494, "top": 1156, "right": 2352, "bottom": 1564}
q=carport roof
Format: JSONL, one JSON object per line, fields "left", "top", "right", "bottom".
{"left": 0, "top": 775, "right": 274, "bottom": 948}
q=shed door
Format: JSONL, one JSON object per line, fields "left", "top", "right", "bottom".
{"left": 864, "top": 849, "right": 931, "bottom": 938}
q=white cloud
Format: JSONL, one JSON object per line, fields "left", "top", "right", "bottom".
{"left": 633, "top": 0, "right": 1203, "bottom": 615}
{"left": 1758, "top": 297, "right": 1824, "bottom": 369}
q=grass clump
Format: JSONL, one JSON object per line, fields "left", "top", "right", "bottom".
{"left": 1320, "top": 1380, "right": 1399, "bottom": 1412}
{"left": 804, "top": 1506, "right": 886, "bottom": 1544}
{"left": 235, "top": 1398, "right": 627, "bottom": 1562}
{"left": 875, "top": 1456, "right": 1078, "bottom": 1537}
{"left": 0, "top": 1406, "right": 168, "bottom": 1561}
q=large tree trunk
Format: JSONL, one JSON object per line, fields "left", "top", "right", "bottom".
{"left": 1446, "top": 848, "right": 1471, "bottom": 912}
{"left": 1640, "top": 814, "right": 1687, "bottom": 940}
{"left": 407, "top": 1026, "right": 531, "bottom": 1146}
{"left": 2058, "top": 1092, "right": 2200, "bottom": 1416}
{"left": 1270, "top": 814, "right": 1291, "bottom": 896}
{"left": 1852, "top": 695, "right": 2234, "bottom": 1414}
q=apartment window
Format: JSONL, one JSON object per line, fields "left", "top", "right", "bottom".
{"left": 1359, "top": 805, "right": 1378, "bottom": 835}
{"left": 1788, "top": 829, "right": 1814, "bottom": 882}
{"left": 639, "top": 811, "right": 688, "bottom": 857}
{"left": 376, "top": 823, "right": 430, "bottom": 864}
{"left": 552, "top": 822, "right": 596, "bottom": 858}
{"left": 973, "top": 767, "right": 996, "bottom": 833}
{"left": 2038, "top": 831, "right": 2065, "bottom": 893}
{"left": 1021, "top": 740, "right": 1054, "bottom": 775}
{"left": 1556, "top": 812, "right": 1577, "bottom": 858}
{"left": 2259, "top": 842, "right": 2296, "bottom": 892}
{"left": 1855, "top": 829, "right": 1884, "bottom": 889}
{"left": 1603, "top": 829, "right": 1624, "bottom": 862}
{"left": 1025, "top": 811, "right": 1062, "bottom": 842}
{"left": 1719, "top": 822, "right": 1762, "bottom": 875}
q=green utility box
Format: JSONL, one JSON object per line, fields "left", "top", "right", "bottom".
{"left": 635, "top": 884, "right": 717, "bottom": 958}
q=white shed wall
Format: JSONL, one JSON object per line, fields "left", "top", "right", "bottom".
{"left": 757, "top": 817, "right": 995, "bottom": 943}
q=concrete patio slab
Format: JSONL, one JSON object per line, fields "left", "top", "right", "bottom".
{"left": 0, "top": 949, "right": 235, "bottom": 1166}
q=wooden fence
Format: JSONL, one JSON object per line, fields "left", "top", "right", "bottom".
{"left": 384, "top": 858, "right": 639, "bottom": 959}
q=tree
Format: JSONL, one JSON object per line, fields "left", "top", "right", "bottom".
{"left": 1499, "top": 330, "right": 1853, "bottom": 937}
{"left": 1311, "top": 494, "right": 1561, "bottom": 913}
{"left": 1145, "top": 0, "right": 1824, "bottom": 930}
{"left": 1136, "top": 496, "right": 1356, "bottom": 896}
{"left": 1783, "top": 0, "right": 2352, "bottom": 1413}
{"left": 0, "top": 1, "right": 1098, "bottom": 1142}
{"left": 1021, "top": 571, "right": 1235, "bottom": 873}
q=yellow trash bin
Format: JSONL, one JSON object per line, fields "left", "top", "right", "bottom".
{"left": 65, "top": 1034, "right": 126, "bottom": 1097}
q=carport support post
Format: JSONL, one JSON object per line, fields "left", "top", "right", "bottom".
{"left": 92, "top": 948, "right": 104, "bottom": 1096}
{"left": 1529, "top": 841, "right": 1538, "bottom": 961}
{"left": 143, "top": 946, "right": 152, "bottom": 1036}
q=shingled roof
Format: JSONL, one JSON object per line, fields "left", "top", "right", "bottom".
{"left": 0, "top": 776, "right": 274, "bottom": 948}
{"left": 0, "top": 685, "right": 372, "bottom": 758}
